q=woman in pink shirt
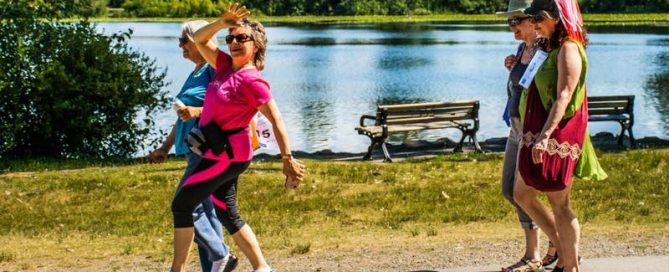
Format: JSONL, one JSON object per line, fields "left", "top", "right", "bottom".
{"left": 170, "top": 4, "right": 305, "bottom": 272}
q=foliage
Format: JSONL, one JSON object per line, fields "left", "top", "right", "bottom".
{"left": 0, "top": 0, "right": 169, "bottom": 159}
{"left": 96, "top": 0, "right": 669, "bottom": 17}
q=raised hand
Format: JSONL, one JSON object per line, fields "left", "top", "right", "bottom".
{"left": 220, "top": 2, "right": 251, "bottom": 27}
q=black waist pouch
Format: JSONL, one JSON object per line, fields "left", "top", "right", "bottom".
{"left": 186, "top": 121, "right": 246, "bottom": 158}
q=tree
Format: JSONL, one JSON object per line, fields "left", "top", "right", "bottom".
{"left": 0, "top": 0, "right": 169, "bottom": 159}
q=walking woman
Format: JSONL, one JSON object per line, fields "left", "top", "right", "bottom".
{"left": 513, "top": 0, "right": 607, "bottom": 272}
{"left": 496, "top": 1, "right": 558, "bottom": 271}
{"left": 148, "top": 20, "right": 238, "bottom": 272}
{"left": 169, "top": 3, "right": 305, "bottom": 272}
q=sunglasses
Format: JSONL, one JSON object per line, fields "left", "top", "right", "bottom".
{"left": 530, "top": 11, "right": 554, "bottom": 23}
{"left": 225, "top": 34, "right": 254, "bottom": 44}
{"left": 178, "top": 36, "right": 189, "bottom": 46}
{"left": 507, "top": 16, "right": 530, "bottom": 27}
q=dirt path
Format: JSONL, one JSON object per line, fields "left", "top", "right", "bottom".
{"left": 2, "top": 231, "right": 667, "bottom": 272}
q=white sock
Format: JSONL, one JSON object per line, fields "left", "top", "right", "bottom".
{"left": 253, "top": 267, "right": 272, "bottom": 272}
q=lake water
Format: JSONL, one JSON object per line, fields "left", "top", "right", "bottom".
{"left": 96, "top": 22, "right": 669, "bottom": 154}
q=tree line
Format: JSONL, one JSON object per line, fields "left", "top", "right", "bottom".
{"left": 93, "top": 0, "right": 669, "bottom": 17}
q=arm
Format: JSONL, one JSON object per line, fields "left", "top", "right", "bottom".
{"left": 532, "top": 41, "right": 582, "bottom": 164}
{"left": 147, "top": 124, "right": 176, "bottom": 163}
{"left": 258, "top": 100, "right": 305, "bottom": 187}
{"left": 192, "top": 3, "right": 250, "bottom": 70}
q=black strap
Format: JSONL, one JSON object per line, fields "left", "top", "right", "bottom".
{"left": 200, "top": 122, "right": 247, "bottom": 158}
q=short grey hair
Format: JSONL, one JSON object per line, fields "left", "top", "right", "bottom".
{"left": 181, "top": 20, "right": 218, "bottom": 46}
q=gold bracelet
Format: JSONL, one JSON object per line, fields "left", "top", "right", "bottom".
{"left": 281, "top": 154, "right": 293, "bottom": 160}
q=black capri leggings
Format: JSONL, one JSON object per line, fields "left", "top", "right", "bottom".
{"left": 172, "top": 157, "right": 251, "bottom": 235}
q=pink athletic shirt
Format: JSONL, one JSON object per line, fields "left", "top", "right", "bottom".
{"left": 199, "top": 50, "right": 272, "bottom": 162}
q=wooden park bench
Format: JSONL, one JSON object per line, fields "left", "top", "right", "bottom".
{"left": 355, "top": 100, "right": 482, "bottom": 162}
{"left": 588, "top": 95, "right": 636, "bottom": 147}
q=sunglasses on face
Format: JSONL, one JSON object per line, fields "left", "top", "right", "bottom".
{"left": 225, "top": 33, "right": 254, "bottom": 44}
{"left": 507, "top": 16, "right": 530, "bottom": 27}
{"left": 530, "top": 11, "right": 553, "bottom": 23}
{"left": 178, "top": 36, "right": 189, "bottom": 46}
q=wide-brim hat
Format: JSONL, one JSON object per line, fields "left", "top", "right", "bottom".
{"left": 496, "top": 0, "right": 533, "bottom": 17}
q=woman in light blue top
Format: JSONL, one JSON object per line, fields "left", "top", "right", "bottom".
{"left": 147, "top": 21, "right": 238, "bottom": 272}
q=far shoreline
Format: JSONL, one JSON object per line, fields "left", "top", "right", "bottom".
{"left": 81, "top": 13, "right": 669, "bottom": 26}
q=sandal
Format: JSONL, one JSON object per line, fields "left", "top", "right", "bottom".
{"left": 552, "top": 256, "right": 582, "bottom": 272}
{"left": 502, "top": 257, "right": 544, "bottom": 272}
{"left": 541, "top": 241, "right": 558, "bottom": 267}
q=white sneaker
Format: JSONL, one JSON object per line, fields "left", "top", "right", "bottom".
{"left": 211, "top": 253, "right": 238, "bottom": 272}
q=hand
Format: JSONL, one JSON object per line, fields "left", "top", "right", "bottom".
{"left": 283, "top": 158, "right": 305, "bottom": 189}
{"left": 219, "top": 3, "right": 251, "bottom": 27}
{"left": 531, "top": 134, "right": 550, "bottom": 165}
{"left": 177, "top": 106, "right": 201, "bottom": 121}
{"left": 504, "top": 54, "right": 518, "bottom": 71}
{"left": 147, "top": 148, "right": 168, "bottom": 163}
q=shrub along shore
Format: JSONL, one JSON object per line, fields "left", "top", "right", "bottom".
{"left": 85, "top": 13, "right": 669, "bottom": 25}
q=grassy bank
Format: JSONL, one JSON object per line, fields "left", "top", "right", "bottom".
{"left": 0, "top": 149, "right": 668, "bottom": 270}
{"left": 86, "top": 13, "right": 669, "bottom": 25}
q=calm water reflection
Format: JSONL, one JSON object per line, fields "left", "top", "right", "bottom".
{"left": 96, "top": 22, "right": 669, "bottom": 153}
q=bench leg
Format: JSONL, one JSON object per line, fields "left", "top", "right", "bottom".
{"left": 628, "top": 126, "right": 636, "bottom": 147}
{"left": 381, "top": 142, "right": 393, "bottom": 163}
{"left": 471, "top": 133, "right": 483, "bottom": 153}
{"left": 617, "top": 123, "right": 626, "bottom": 146}
{"left": 454, "top": 132, "right": 466, "bottom": 153}
{"left": 363, "top": 140, "right": 378, "bottom": 161}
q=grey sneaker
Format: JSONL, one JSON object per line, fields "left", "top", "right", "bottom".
{"left": 211, "top": 253, "right": 238, "bottom": 272}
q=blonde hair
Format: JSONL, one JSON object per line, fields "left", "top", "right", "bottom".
{"left": 231, "top": 19, "right": 267, "bottom": 71}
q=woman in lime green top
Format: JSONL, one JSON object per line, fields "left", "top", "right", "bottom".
{"left": 513, "top": 1, "right": 607, "bottom": 272}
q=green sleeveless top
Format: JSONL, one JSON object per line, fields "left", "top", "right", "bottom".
{"left": 519, "top": 40, "right": 608, "bottom": 181}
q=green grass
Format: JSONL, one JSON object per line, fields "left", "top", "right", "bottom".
{"left": 0, "top": 149, "right": 668, "bottom": 267}
{"left": 84, "top": 13, "right": 669, "bottom": 25}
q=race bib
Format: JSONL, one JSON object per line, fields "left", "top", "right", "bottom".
{"left": 254, "top": 113, "right": 279, "bottom": 151}
{"left": 519, "top": 50, "right": 549, "bottom": 89}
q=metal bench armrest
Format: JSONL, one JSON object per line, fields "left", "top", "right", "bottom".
{"left": 359, "top": 115, "right": 377, "bottom": 127}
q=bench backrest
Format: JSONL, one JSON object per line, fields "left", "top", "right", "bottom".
{"left": 374, "top": 100, "right": 479, "bottom": 126}
{"left": 588, "top": 95, "right": 634, "bottom": 116}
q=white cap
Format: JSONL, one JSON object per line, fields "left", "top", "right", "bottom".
{"left": 181, "top": 20, "right": 218, "bottom": 46}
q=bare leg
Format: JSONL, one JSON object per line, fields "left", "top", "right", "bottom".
{"left": 171, "top": 227, "right": 195, "bottom": 272}
{"left": 524, "top": 228, "right": 541, "bottom": 260}
{"left": 547, "top": 186, "right": 580, "bottom": 272}
{"left": 513, "top": 172, "right": 563, "bottom": 266}
{"left": 232, "top": 224, "right": 270, "bottom": 270}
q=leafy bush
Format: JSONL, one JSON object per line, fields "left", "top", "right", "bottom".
{"left": 0, "top": 0, "right": 169, "bottom": 159}
{"left": 108, "top": 0, "right": 669, "bottom": 17}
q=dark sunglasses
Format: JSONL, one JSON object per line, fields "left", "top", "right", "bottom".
{"left": 507, "top": 16, "right": 530, "bottom": 27}
{"left": 178, "top": 36, "right": 189, "bottom": 46}
{"left": 530, "top": 11, "right": 553, "bottom": 23}
{"left": 225, "top": 34, "right": 254, "bottom": 44}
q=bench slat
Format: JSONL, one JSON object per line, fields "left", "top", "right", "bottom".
{"left": 589, "top": 108, "right": 630, "bottom": 115}
{"left": 588, "top": 95, "right": 634, "bottom": 102}
{"left": 588, "top": 101, "right": 630, "bottom": 109}
{"left": 589, "top": 114, "right": 629, "bottom": 122}
{"left": 379, "top": 100, "right": 478, "bottom": 111}
{"left": 386, "top": 114, "right": 472, "bottom": 125}
{"left": 383, "top": 107, "right": 475, "bottom": 117}
{"left": 356, "top": 121, "right": 468, "bottom": 135}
